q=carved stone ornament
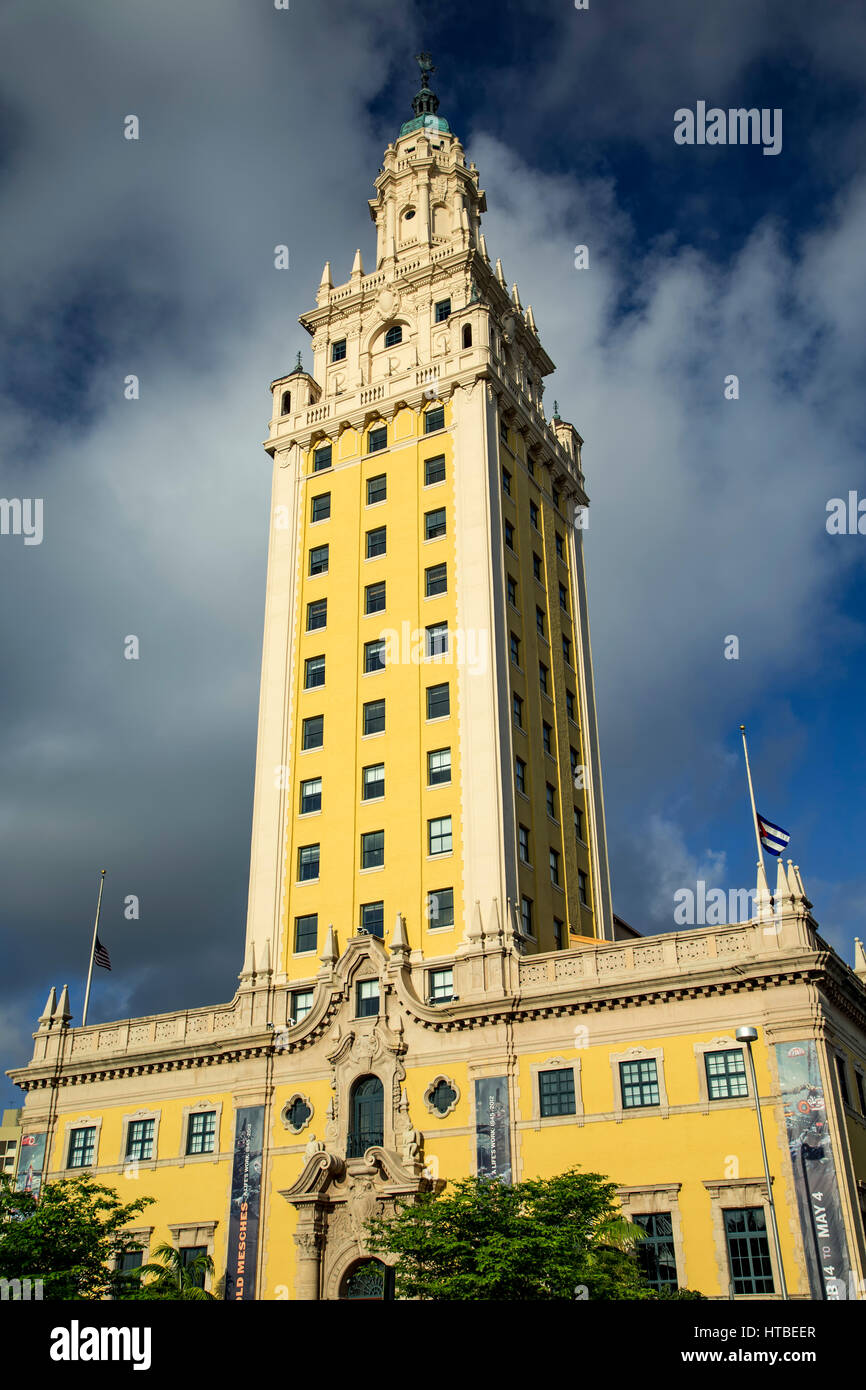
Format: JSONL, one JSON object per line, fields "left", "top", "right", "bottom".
{"left": 376, "top": 288, "right": 399, "bottom": 320}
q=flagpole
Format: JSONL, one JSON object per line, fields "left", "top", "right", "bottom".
{"left": 82, "top": 870, "right": 106, "bottom": 1029}
{"left": 739, "top": 725, "right": 767, "bottom": 876}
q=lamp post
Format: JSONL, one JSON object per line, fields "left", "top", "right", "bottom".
{"left": 735, "top": 1025, "right": 789, "bottom": 1300}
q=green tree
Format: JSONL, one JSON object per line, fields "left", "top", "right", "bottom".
{"left": 132, "top": 1241, "right": 217, "bottom": 1301}
{"left": 366, "top": 1168, "right": 700, "bottom": 1301}
{"left": 0, "top": 1174, "right": 154, "bottom": 1301}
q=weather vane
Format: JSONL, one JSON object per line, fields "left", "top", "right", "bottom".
{"left": 416, "top": 52, "right": 435, "bottom": 86}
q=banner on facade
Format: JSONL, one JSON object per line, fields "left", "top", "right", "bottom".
{"left": 16, "top": 1132, "right": 47, "bottom": 1197}
{"left": 775, "top": 1040, "right": 853, "bottom": 1299}
{"left": 474, "top": 1076, "right": 512, "bottom": 1183}
{"left": 224, "top": 1106, "right": 264, "bottom": 1301}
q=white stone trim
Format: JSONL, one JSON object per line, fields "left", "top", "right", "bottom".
{"left": 179, "top": 1099, "right": 224, "bottom": 1160}
{"left": 529, "top": 1056, "right": 584, "bottom": 1125}
{"left": 610, "top": 1046, "right": 669, "bottom": 1120}
{"left": 61, "top": 1113, "right": 103, "bottom": 1171}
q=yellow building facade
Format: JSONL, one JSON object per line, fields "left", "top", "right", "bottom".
{"left": 9, "top": 63, "right": 866, "bottom": 1302}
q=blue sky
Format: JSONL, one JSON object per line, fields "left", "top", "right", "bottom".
{"left": 1, "top": 0, "right": 865, "bottom": 1108}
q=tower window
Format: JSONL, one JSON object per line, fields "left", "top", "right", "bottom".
{"left": 578, "top": 869, "right": 589, "bottom": 906}
{"left": 359, "top": 903, "right": 384, "bottom": 937}
{"left": 562, "top": 635, "right": 572, "bottom": 665}
{"left": 308, "top": 544, "right": 329, "bottom": 576}
{"left": 313, "top": 444, "right": 332, "bottom": 472}
{"left": 546, "top": 782, "right": 556, "bottom": 818}
{"left": 300, "top": 778, "right": 322, "bottom": 815}
{"left": 356, "top": 980, "right": 381, "bottom": 1018}
{"left": 518, "top": 825, "right": 530, "bottom": 864}
{"left": 520, "top": 895, "right": 533, "bottom": 937}
{"left": 542, "top": 722, "right": 552, "bottom": 754}
{"left": 427, "top": 747, "right": 451, "bottom": 786}
{"left": 425, "top": 563, "right": 447, "bottom": 597}
{"left": 539, "top": 662, "right": 549, "bottom": 694}
{"left": 368, "top": 424, "right": 388, "bottom": 453}
{"left": 550, "top": 848, "right": 561, "bottom": 886}
{"left": 555, "top": 532, "right": 565, "bottom": 560}
{"left": 426, "top": 683, "right": 450, "bottom": 720}
{"left": 500, "top": 419, "right": 508, "bottom": 445}
{"left": 361, "top": 830, "right": 385, "bottom": 869}
{"left": 512, "top": 693, "right": 524, "bottom": 728}
{"left": 367, "top": 473, "right": 387, "bottom": 505}
{"left": 426, "top": 623, "right": 449, "bottom": 658}
{"left": 297, "top": 844, "right": 320, "bottom": 881}
{"left": 366, "top": 526, "right": 387, "bottom": 558}
{"left": 291, "top": 989, "right": 314, "bottom": 1023}
{"left": 363, "top": 699, "right": 385, "bottom": 735}
{"left": 424, "top": 404, "right": 445, "bottom": 433}
{"left": 302, "top": 715, "right": 324, "bottom": 750}
{"left": 504, "top": 521, "right": 515, "bottom": 551}
{"left": 429, "top": 967, "right": 454, "bottom": 1003}
{"left": 559, "top": 582, "right": 568, "bottom": 611}
{"left": 434, "top": 298, "right": 451, "bottom": 323}
{"left": 304, "top": 655, "right": 325, "bottom": 689}
{"left": 502, "top": 468, "right": 512, "bottom": 496}
{"left": 331, "top": 339, "right": 347, "bottom": 363}
{"left": 510, "top": 633, "right": 520, "bottom": 667}
{"left": 462, "top": 324, "right": 472, "bottom": 349}
{"left": 515, "top": 756, "right": 526, "bottom": 793}
{"left": 384, "top": 325, "right": 403, "bottom": 348}
{"left": 362, "top": 763, "right": 385, "bottom": 801}
{"left": 428, "top": 816, "right": 453, "bottom": 856}
{"left": 554, "top": 918, "right": 564, "bottom": 950}
{"left": 529, "top": 501, "right": 539, "bottom": 530}
{"left": 365, "top": 581, "right": 386, "bottom": 614}
{"left": 427, "top": 888, "right": 454, "bottom": 930}
{"left": 836, "top": 1055, "right": 852, "bottom": 1107}
{"left": 311, "top": 492, "right": 331, "bottom": 523}
{"left": 364, "top": 639, "right": 387, "bottom": 673}
{"left": 306, "top": 599, "right": 327, "bottom": 631}
{"left": 424, "top": 454, "right": 446, "bottom": 486}
{"left": 574, "top": 807, "right": 584, "bottom": 841}
{"left": 566, "top": 690, "right": 576, "bottom": 722}
{"left": 536, "top": 607, "right": 546, "bottom": 637}
{"left": 507, "top": 575, "right": 518, "bottom": 606}
{"left": 281, "top": 391, "right": 291, "bottom": 415}
{"left": 533, "top": 553, "right": 542, "bottom": 581}
{"left": 425, "top": 507, "right": 447, "bottom": 539}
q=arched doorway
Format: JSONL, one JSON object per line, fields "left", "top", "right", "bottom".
{"left": 340, "top": 1258, "right": 394, "bottom": 1300}
{"left": 348, "top": 1075, "right": 384, "bottom": 1157}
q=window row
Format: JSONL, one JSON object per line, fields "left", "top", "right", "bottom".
{"left": 297, "top": 688, "right": 450, "bottom": 764}
{"left": 67, "top": 1110, "right": 218, "bottom": 1170}
{"left": 293, "top": 888, "right": 456, "bottom": 959}
{"left": 308, "top": 414, "right": 445, "bottom": 472}
{"left": 295, "top": 816, "right": 452, "bottom": 881}
{"left": 535, "top": 1049, "right": 750, "bottom": 1123}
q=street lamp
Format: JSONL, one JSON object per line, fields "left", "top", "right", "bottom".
{"left": 735, "top": 1025, "right": 789, "bottom": 1300}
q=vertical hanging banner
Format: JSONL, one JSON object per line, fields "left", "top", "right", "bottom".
{"left": 775, "top": 1040, "right": 853, "bottom": 1299}
{"left": 224, "top": 1106, "right": 264, "bottom": 1301}
{"left": 17, "top": 1132, "right": 47, "bottom": 1196}
{"left": 474, "top": 1076, "right": 512, "bottom": 1183}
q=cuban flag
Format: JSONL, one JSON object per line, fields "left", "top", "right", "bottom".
{"left": 758, "top": 815, "right": 790, "bottom": 857}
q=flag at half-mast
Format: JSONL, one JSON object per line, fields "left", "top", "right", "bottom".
{"left": 757, "top": 815, "right": 790, "bottom": 857}
{"left": 93, "top": 936, "right": 111, "bottom": 971}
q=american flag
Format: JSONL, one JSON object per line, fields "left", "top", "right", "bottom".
{"left": 93, "top": 936, "right": 111, "bottom": 971}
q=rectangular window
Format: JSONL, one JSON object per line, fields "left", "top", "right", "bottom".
{"left": 428, "top": 816, "right": 452, "bottom": 856}
{"left": 367, "top": 473, "right": 387, "bottom": 505}
{"left": 555, "top": 532, "right": 564, "bottom": 559}
{"left": 356, "top": 979, "right": 380, "bottom": 1017}
{"left": 504, "top": 520, "right": 515, "bottom": 551}
{"left": 570, "top": 746, "right": 580, "bottom": 775}
{"left": 308, "top": 544, "right": 329, "bottom": 576}
{"left": 574, "top": 807, "right": 584, "bottom": 841}
{"left": 549, "top": 848, "right": 560, "bottom": 886}
{"left": 434, "top": 298, "right": 451, "bottom": 323}
{"left": 426, "top": 622, "right": 449, "bottom": 657}
{"left": 186, "top": 1111, "right": 216, "bottom": 1156}
{"left": 331, "top": 339, "right": 347, "bottom": 362}
{"left": 529, "top": 500, "right": 539, "bottom": 530}
{"left": 500, "top": 419, "right": 508, "bottom": 445}
{"left": 68, "top": 1126, "right": 96, "bottom": 1169}
{"left": 304, "top": 654, "right": 325, "bottom": 689}
{"left": 515, "top": 756, "right": 526, "bottom": 793}
{"left": 510, "top": 632, "right": 520, "bottom": 666}
{"left": 620, "top": 1058, "right": 660, "bottom": 1109}
{"left": 362, "top": 764, "right": 385, "bottom": 800}
{"left": 311, "top": 492, "right": 331, "bottom": 523}
{"left": 424, "top": 405, "right": 445, "bottom": 433}
{"left": 836, "top": 1056, "right": 851, "bottom": 1107}
{"left": 705, "top": 1050, "right": 749, "bottom": 1101}
{"left": 361, "top": 830, "right": 385, "bottom": 869}
{"left": 126, "top": 1119, "right": 154, "bottom": 1162}
{"left": 554, "top": 918, "right": 564, "bottom": 949}
{"left": 425, "top": 454, "right": 446, "bottom": 486}
{"left": 425, "top": 507, "right": 446, "bottom": 539}
{"left": 179, "top": 1246, "right": 208, "bottom": 1289}
{"left": 427, "top": 747, "right": 451, "bottom": 786}
{"left": 364, "top": 638, "right": 387, "bottom": 673}
{"left": 300, "top": 777, "right": 322, "bottom": 814}
{"left": 542, "top": 721, "right": 552, "bottom": 754}
{"left": 562, "top": 635, "right": 572, "bottom": 665}
{"left": 539, "top": 662, "right": 549, "bottom": 694}
{"left": 363, "top": 699, "right": 385, "bottom": 735}
{"left": 295, "top": 913, "right": 318, "bottom": 953}
{"left": 634, "top": 1213, "right": 678, "bottom": 1292}
{"left": 502, "top": 468, "right": 512, "bottom": 496}
{"left": 546, "top": 782, "right": 556, "bottom": 817}
{"left": 297, "top": 843, "right": 320, "bottom": 881}
{"left": 366, "top": 526, "right": 387, "bottom": 558}
{"left": 428, "top": 887, "right": 454, "bottom": 929}
{"left": 520, "top": 895, "right": 533, "bottom": 937}
{"left": 507, "top": 575, "right": 518, "bottom": 606}
{"left": 313, "top": 444, "right": 332, "bottom": 472}
{"left": 426, "top": 682, "right": 450, "bottom": 720}
{"left": 307, "top": 598, "right": 327, "bottom": 631}
{"left": 856, "top": 1071, "right": 866, "bottom": 1115}
{"left": 291, "top": 989, "right": 314, "bottom": 1023}
{"left": 539, "top": 1068, "right": 575, "bottom": 1118}
{"left": 559, "top": 582, "right": 568, "bottom": 611}
{"left": 533, "top": 552, "right": 542, "bottom": 581}
{"left": 360, "top": 901, "right": 384, "bottom": 937}
{"left": 552, "top": 488, "right": 560, "bottom": 511}
{"left": 566, "top": 690, "right": 576, "bottom": 722}
{"left": 512, "top": 692, "right": 524, "bottom": 728}
{"left": 536, "top": 606, "right": 546, "bottom": 637}
{"left": 578, "top": 868, "right": 589, "bottom": 905}
{"left": 365, "top": 581, "right": 386, "bottom": 615}
{"left": 724, "top": 1208, "right": 775, "bottom": 1295}
{"left": 429, "top": 967, "right": 453, "bottom": 1003}
{"left": 425, "top": 563, "right": 447, "bottom": 597}
{"left": 302, "top": 714, "right": 323, "bottom": 750}
{"left": 518, "top": 824, "right": 530, "bottom": 864}
{"left": 368, "top": 425, "right": 387, "bottom": 453}
{"left": 117, "top": 1248, "right": 144, "bottom": 1275}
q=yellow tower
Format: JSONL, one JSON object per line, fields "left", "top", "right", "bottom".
{"left": 244, "top": 56, "right": 614, "bottom": 1001}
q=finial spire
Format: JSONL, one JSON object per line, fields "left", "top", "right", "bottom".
{"left": 411, "top": 51, "right": 440, "bottom": 121}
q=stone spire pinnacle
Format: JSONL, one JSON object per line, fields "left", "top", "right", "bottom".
{"left": 53, "top": 984, "right": 72, "bottom": 1026}
{"left": 38, "top": 986, "right": 57, "bottom": 1030}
